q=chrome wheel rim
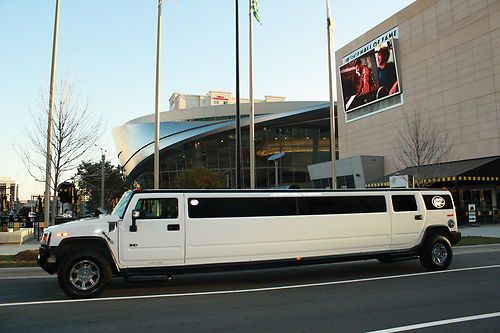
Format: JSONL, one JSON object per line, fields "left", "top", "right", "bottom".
{"left": 431, "top": 243, "right": 448, "bottom": 266}
{"left": 69, "top": 260, "right": 100, "bottom": 291}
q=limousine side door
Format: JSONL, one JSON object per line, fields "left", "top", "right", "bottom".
{"left": 390, "top": 194, "right": 425, "bottom": 248}
{"left": 119, "top": 193, "right": 185, "bottom": 267}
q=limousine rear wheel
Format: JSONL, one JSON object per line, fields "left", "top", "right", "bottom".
{"left": 419, "top": 234, "right": 452, "bottom": 270}
{"left": 57, "top": 250, "right": 111, "bottom": 298}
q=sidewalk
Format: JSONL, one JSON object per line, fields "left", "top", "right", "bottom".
{"left": 459, "top": 224, "right": 500, "bottom": 238}
{"left": 0, "top": 239, "right": 40, "bottom": 256}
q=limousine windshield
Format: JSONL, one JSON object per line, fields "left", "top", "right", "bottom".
{"left": 111, "top": 190, "right": 133, "bottom": 218}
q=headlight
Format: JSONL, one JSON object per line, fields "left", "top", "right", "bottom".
{"left": 41, "top": 231, "right": 51, "bottom": 245}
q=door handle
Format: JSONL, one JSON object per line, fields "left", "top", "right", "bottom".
{"left": 167, "top": 224, "right": 180, "bottom": 231}
{"left": 414, "top": 215, "right": 423, "bottom": 221}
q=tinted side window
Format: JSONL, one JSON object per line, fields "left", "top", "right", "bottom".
{"left": 298, "top": 196, "right": 386, "bottom": 215}
{"left": 423, "top": 195, "right": 453, "bottom": 210}
{"left": 189, "top": 197, "right": 298, "bottom": 218}
{"left": 188, "top": 195, "right": 386, "bottom": 219}
{"left": 391, "top": 195, "right": 418, "bottom": 212}
{"left": 134, "top": 198, "right": 178, "bottom": 219}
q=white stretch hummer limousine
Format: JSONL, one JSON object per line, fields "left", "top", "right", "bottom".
{"left": 39, "top": 189, "right": 461, "bottom": 298}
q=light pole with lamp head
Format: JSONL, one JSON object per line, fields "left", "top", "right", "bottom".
{"left": 268, "top": 152, "right": 285, "bottom": 188}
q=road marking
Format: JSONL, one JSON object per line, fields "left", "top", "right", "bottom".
{"left": 365, "top": 312, "right": 500, "bottom": 332}
{"left": 0, "top": 263, "right": 499, "bottom": 308}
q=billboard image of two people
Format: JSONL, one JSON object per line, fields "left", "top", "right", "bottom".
{"left": 339, "top": 39, "right": 401, "bottom": 112}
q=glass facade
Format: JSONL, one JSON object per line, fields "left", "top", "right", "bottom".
{"left": 135, "top": 123, "right": 332, "bottom": 189}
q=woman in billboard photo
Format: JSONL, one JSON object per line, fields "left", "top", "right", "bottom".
{"left": 375, "top": 42, "right": 399, "bottom": 96}
{"left": 358, "top": 65, "right": 378, "bottom": 95}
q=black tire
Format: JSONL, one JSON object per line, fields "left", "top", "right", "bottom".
{"left": 57, "top": 250, "right": 111, "bottom": 298}
{"left": 419, "top": 234, "right": 452, "bottom": 271}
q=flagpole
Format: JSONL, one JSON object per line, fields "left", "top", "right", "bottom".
{"left": 235, "top": 0, "right": 242, "bottom": 189}
{"left": 45, "top": 0, "right": 60, "bottom": 226}
{"left": 154, "top": 0, "right": 162, "bottom": 190}
{"left": 326, "top": 0, "right": 337, "bottom": 189}
{"left": 249, "top": 0, "right": 255, "bottom": 189}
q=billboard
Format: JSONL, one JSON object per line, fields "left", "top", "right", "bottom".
{"left": 339, "top": 38, "right": 401, "bottom": 113}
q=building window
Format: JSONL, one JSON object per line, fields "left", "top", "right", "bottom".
{"left": 337, "top": 175, "right": 355, "bottom": 188}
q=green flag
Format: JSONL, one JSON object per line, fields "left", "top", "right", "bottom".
{"left": 251, "top": 0, "right": 261, "bottom": 23}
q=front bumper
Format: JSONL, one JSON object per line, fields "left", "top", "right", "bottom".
{"left": 451, "top": 231, "right": 462, "bottom": 245}
{"left": 38, "top": 245, "right": 58, "bottom": 274}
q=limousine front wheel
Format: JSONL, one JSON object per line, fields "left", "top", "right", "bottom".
{"left": 57, "top": 250, "right": 111, "bottom": 298}
{"left": 419, "top": 235, "right": 452, "bottom": 270}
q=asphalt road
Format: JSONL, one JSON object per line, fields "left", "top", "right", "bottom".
{"left": 1, "top": 246, "right": 500, "bottom": 333}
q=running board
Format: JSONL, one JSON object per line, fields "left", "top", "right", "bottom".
{"left": 124, "top": 273, "right": 173, "bottom": 282}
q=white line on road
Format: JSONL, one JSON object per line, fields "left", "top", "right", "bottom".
{"left": 365, "top": 312, "right": 500, "bottom": 332}
{"left": 0, "top": 263, "right": 499, "bottom": 308}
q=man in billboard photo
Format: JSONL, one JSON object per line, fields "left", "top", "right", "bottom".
{"left": 375, "top": 42, "right": 399, "bottom": 97}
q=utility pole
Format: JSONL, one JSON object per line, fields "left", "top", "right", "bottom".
{"left": 326, "top": 0, "right": 337, "bottom": 189}
{"left": 249, "top": 0, "right": 255, "bottom": 189}
{"left": 44, "top": 0, "right": 60, "bottom": 226}
{"left": 235, "top": 0, "right": 242, "bottom": 189}
{"left": 154, "top": 0, "right": 163, "bottom": 189}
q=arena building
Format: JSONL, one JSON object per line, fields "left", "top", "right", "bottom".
{"left": 335, "top": 0, "right": 500, "bottom": 223}
{"left": 113, "top": 99, "right": 338, "bottom": 190}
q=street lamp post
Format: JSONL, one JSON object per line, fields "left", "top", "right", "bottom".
{"left": 249, "top": 0, "right": 256, "bottom": 189}
{"left": 235, "top": 0, "right": 242, "bottom": 189}
{"left": 44, "top": 0, "right": 60, "bottom": 226}
{"left": 154, "top": 0, "right": 163, "bottom": 190}
{"left": 268, "top": 152, "right": 285, "bottom": 188}
{"left": 326, "top": 0, "right": 337, "bottom": 189}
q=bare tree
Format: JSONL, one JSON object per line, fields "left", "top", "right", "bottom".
{"left": 394, "top": 110, "right": 452, "bottom": 187}
{"left": 17, "top": 79, "right": 104, "bottom": 224}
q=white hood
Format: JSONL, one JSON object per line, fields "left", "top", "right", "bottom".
{"left": 46, "top": 214, "right": 120, "bottom": 246}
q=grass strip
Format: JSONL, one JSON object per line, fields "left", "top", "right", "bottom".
{"left": 0, "top": 255, "right": 38, "bottom": 268}
{"left": 456, "top": 236, "right": 500, "bottom": 246}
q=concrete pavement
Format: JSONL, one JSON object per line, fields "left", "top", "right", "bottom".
{"left": 459, "top": 224, "right": 500, "bottom": 237}
{"left": 0, "top": 239, "right": 40, "bottom": 256}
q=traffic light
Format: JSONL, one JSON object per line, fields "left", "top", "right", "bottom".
{"left": 57, "top": 182, "right": 72, "bottom": 203}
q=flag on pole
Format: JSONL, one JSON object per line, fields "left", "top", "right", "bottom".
{"left": 251, "top": 0, "right": 261, "bottom": 23}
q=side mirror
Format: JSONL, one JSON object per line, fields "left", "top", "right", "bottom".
{"left": 130, "top": 210, "right": 141, "bottom": 232}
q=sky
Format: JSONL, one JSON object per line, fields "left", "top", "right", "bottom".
{"left": 0, "top": 0, "right": 414, "bottom": 200}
